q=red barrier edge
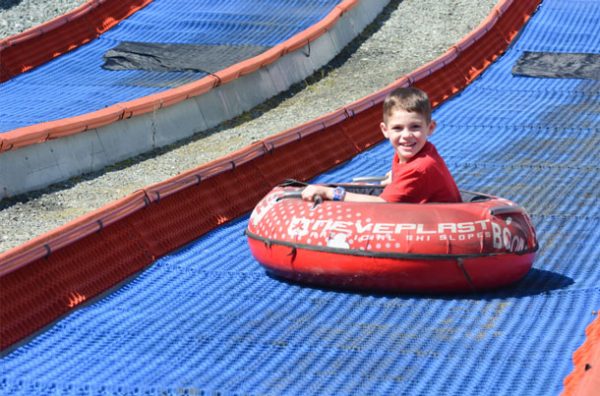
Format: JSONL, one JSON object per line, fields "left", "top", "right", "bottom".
{"left": 0, "top": 0, "right": 368, "bottom": 152}
{"left": 562, "top": 312, "right": 600, "bottom": 396}
{"left": 0, "top": 190, "right": 150, "bottom": 277}
{"left": 0, "top": 0, "right": 154, "bottom": 83}
{"left": 0, "top": 0, "right": 542, "bottom": 352}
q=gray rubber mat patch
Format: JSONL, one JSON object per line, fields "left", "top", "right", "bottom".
{"left": 512, "top": 51, "right": 600, "bottom": 80}
{"left": 103, "top": 42, "right": 270, "bottom": 73}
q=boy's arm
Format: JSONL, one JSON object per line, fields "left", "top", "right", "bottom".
{"left": 301, "top": 185, "right": 385, "bottom": 203}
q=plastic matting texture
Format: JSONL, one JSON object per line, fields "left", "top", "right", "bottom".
{"left": 0, "top": 0, "right": 153, "bottom": 83}
{"left": 414, "top": 65, "right": 467, "bottom": 108}
{"left": 340, "top": 105, "right": 386, "bottom": 151}
{"left": 2, "top": 0, "right": 599, "bottom": 395}
{"left": 255, "top": 125, "right": 359, "bottom": 185}
{"left": 0, "top": 218, "right": 153, "bottom": 349}
{"left": 0, "top": 0, "right": 341, "bottom": 133}
{"left": 132, "top": 163, "right": 271, "bottom": 258}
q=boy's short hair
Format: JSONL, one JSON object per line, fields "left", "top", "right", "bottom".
{"left": 383, "top": 87, "right": 432, "bottom": 124}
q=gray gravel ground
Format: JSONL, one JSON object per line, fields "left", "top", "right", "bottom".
{"left": 0, "top": 0, "right": 87, "bottom": 38}
{"left": 0, "top": 0, "right": 498, "bottom": 253}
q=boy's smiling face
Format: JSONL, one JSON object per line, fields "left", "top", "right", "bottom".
{"left": 380, "top": 108, "right": 435, "bottom": 163}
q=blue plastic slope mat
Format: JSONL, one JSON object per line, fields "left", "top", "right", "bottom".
{"left": 0, "top": 0, "right": 342, "bottom": 133}
{"left": 2, "top": 1, "right": 600, "bottom": 395}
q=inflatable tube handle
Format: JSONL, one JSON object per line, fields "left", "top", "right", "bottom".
{"left": 276, "top": 190, "right": 322, "bottom": 209}
{"left": 489, "top": 205, "right": 526, "bottom": 216}
{"left": 352, "top": 176, "right": 387, "bottom": 184}
{"left": 277, "top": 191, "right": 303, "bottom": 201}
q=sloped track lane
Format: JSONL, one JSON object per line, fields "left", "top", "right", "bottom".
{"left": 0, "top": 0, "right": 391, "bottom": 197}
{"left": 0, "top": 0, "right": 343, "bottom": 131}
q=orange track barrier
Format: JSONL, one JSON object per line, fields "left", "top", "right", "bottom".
{"left": 0, "top": 0, "right": 153, "bottom": 83}
{"left": 563, "top": 312, "right": 600, "bottom": 395}
{"left": 0, "top": 0, "right": 541, "bottom": 354}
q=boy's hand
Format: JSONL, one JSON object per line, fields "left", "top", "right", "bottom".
{"left": 301, "top": 185, "right": 332, "bottom": 201}
{"left": 381, "top": 171, "right": 392, "bottom": 186}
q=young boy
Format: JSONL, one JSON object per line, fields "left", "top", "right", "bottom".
{"left": 301, "top": 87, "right": 461, "bottom": 203}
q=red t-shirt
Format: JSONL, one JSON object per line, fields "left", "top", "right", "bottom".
{"left": 379, "top": 142, "right": 461, "bottom": 203}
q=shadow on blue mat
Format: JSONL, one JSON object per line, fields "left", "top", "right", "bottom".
{"left": 267, "top": 267, "right": 573, "bottom": 300}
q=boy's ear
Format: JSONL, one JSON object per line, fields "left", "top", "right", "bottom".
{"left": 380, "top": 121, "right": 389, "bottom": 138}
{"left": 428, "top": 120, "right": 437, "bottom": 135}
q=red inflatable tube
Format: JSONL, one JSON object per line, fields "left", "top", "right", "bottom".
{"left": 246, "top": 182, "right": 538, "bottom": 293}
